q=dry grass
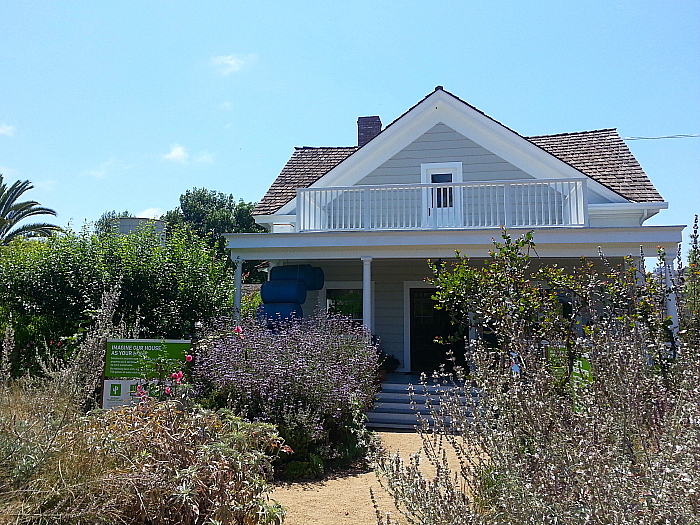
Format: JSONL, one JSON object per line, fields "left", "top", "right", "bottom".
{"left": 0, "top": 378, "right": 285, "bottom": 525}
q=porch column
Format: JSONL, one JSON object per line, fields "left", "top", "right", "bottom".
{"left": 665, "top": 258, "right": 679, "bottom": 335}
{"left": 361, "top": 256, "right": 372, "bottom": 332}
{"left": 233, "top": 256, "right": 244, "bottom": 320}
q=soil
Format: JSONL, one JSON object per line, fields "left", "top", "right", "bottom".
{"left": 271, "top": 431, "right": 425, "bottom": 525}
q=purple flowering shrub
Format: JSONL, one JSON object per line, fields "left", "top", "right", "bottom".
{"left": 194, "top": 313, "right": 380, "bottom": 477}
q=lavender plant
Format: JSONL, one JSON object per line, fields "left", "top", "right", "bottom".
{"left": 375, "top": 231, "right": 700, "bottom": 524}
{"left": 194, "top": 313, "right": 380, "bottom": 477}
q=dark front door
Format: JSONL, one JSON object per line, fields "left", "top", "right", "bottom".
{"left": 409, "top": 288, "right": 464, "bottom": 373}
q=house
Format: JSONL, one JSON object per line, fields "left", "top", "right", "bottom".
{"left": 224, "top": 87, "right": 683, "bottom": 373}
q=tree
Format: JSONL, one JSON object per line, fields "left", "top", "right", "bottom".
{"left": 163, "top": 187, "right": 266, "bottom": 280}
{"left": 0, "top": 173, "right": 62, "bottom": 244}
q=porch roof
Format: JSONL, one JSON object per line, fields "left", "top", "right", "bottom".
{"left": 225, "top": 225, "right": 683, "bottom": 261}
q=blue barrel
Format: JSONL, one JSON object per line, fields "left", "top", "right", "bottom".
{"left": 256, "top": 303, "right": 303, "bottom": 324}
{"left": 260, "top": 280, "right": 307, "bottom": 304}
{"left": 270, "top": 265, "right": 324, "bottom": 291}
{"left": 312, "top": 266, "right": 325, "bottom": 291}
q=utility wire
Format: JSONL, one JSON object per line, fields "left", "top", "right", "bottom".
{"left": 623, "top": 133, "right": 700, "bottom": 140}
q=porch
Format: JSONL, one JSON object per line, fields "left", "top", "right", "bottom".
{"left": 225, "top": 225, "right": 683, "bottom": 371}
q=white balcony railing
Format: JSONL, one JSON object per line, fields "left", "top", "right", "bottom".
{"left": 296, "top": 178, "right": 588, "bottom": 232}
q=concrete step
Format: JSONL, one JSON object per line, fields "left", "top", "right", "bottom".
{"left": 367, "top": 378, "right": 478, "bottom": 430}
{"left": 366, "top": 410, "right": 452, "bottom": 429}
{"left": 371, "top": 401, "right": 432, "bottom": 414}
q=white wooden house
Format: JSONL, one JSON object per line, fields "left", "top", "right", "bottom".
{"left": 225, "top": 87, "right": 683, "bottom": 372}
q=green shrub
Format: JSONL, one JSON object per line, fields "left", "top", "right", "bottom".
{"left": 0, "top": 225, "right": 236, "bottom": 375}
{"left": 375, "top": 230, "right": 700, "bottom": 524}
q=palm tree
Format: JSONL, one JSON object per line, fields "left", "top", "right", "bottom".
{"left": 0, "top": 173, "right": 63, "bottom": 244}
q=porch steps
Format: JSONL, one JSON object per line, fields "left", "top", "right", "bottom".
{"left": 366, "top": 378, "right": 472, "bottom": 430}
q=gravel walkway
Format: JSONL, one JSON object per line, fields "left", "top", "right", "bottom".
{"left": 272, "top": 431, "right": 424, "bottom": 525}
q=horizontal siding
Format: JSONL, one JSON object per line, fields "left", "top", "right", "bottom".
{"left": 357, "top": 123, "right": 533, "bottom": 186}
{"left": 372, "top": 260, "right": 436, "bottom": 361}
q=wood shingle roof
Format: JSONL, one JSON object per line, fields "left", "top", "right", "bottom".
{"left": 527, "top": 129, "right": 663, "bottom": 203}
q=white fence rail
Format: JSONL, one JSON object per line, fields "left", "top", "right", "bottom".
{"left": 296, "top": 179, "right": 588, "bottom": 232}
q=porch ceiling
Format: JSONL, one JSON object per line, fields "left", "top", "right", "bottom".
{"left": 225, "top": 225, "right": 684, "bottom": 260}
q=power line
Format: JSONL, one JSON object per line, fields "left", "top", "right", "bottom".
{"left": 623, "top": 133, "right": 700, "bottom": 140}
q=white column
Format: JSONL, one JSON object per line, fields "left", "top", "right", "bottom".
{"left": 665, "top": 259, "right": 679, "bottom": 335}
{"left": 361, "top": 256, "right": 372, "bottom": 332}
{"left": 233, "top": 257, "right": 243, "bottom": 320}
{"left": 267, "top": 260, "right": 279, "bottom": 281}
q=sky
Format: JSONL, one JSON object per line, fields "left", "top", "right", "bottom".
{"left": 1, "top": 1, "right": 698, "bottom": 257}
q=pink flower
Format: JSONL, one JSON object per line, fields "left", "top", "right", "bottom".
{"left": 176, "top": 379, "right": 181, "bottom": 385}
{"left": 185, "top": 354, "right": 193, "bottom": 362}
{"left": 171, "top": 372, "right": 178, "bottom": 379}
{"left": 177, "top": 371, "right": 183, "bottom": 380}
{"left": 165, "top": 387, "right": 171, "bottom": 395}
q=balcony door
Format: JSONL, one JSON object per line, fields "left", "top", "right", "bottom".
{"left": 421, "top": 162, "right": 462, "bottom": 228}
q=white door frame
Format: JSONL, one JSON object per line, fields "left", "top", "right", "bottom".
{"left": 420, "top": 162, "right": 463, "bottom": 228}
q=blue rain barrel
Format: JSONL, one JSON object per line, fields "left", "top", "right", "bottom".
{"left": 270, "top": 264, "right": 324, "bottom": 291}
{"left": 256, "top": 303, "right": 303, "bottom": 324}
{"left": 260, "top": 280, "right": 307, "bottom": 305}
{"left": 312, "top": 266, "right": 325, "bottom": 291}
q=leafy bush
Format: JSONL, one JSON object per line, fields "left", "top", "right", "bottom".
{"left": 0, "top": 377, "right": 285, "bottom": 525}
{"left": 0, "top": 224, "right": 235, "bottom": 375}
{"left": 194, "top": 315, "right": 380, "bottom": 477}
{"left": 375, "top": 231, "right": 700, "bottom": 524}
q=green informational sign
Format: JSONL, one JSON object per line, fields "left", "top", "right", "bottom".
{"left": 548, "top": 347, "right": 592, "bottom": 387}
{"left": 105, "top": 339, "right": 191, "bottom": 379}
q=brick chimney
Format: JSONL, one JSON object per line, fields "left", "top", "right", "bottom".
{"left": 357, "top": 116, "right": 382, "bottom": 147}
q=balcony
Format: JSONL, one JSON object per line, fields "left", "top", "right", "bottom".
{"left": 296, "top": 178, "right": 588, "bottom": 232}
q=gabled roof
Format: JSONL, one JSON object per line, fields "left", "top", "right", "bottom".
{"left": 254, "top": 146, "right": 358, "bottom": 215}
{"left": 253, "top": 89, "right": 663, "bottom": 216}
{"left": 527, "top": 129, "right": 663, "bottom": 203}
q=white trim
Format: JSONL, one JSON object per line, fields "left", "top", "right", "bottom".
{"left": 402, "top": 280, "right": 436, "bottom": 373}
{"left": 233, "top": 255, "right": 243, "bottom": 319}
{"left": 319, "top": 280, "right": 375, "bottom": 329}
{"left": 361, "top": 256, "right": 373, "bottom": 331}
{"left": 254, "top": 214, "right": 297, "bottom": 224}
{"left": 226, "top": 225, "right": 685, "bottom": 260}
{"left": 420, "top": 162, "right": 464, "bottom": 228}
{"left": 420, "top": 162, "right": 463, "bottom": 184}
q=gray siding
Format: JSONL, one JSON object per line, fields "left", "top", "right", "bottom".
{"left": 285, "top": 256, "right": 626, "bottom": 370}
{"left": 356, "top": 123, "right": 533, "bottom": 186}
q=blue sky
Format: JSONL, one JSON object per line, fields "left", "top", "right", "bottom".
{"left": 1, "top": 1, "right": 698, "bottom": 256}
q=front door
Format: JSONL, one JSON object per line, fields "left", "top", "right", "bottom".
{"left": 409, "top": 288, "right": 464, "bottom": 373}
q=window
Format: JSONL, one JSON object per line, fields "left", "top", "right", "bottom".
{"left": 326, "top": 289, "right": 362, "bottom": 322}
{"left": 431, "top": 173, "right": 454, "bottom": 208}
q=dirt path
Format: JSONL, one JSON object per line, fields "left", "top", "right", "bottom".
{"left": 272, "top": 431, "right": 425, "bottom": 525}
